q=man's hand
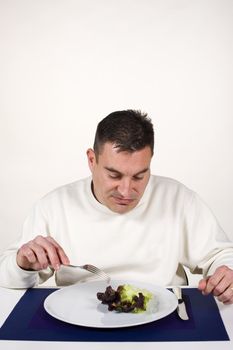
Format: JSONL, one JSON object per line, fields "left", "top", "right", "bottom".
{"left": 198, "top": 265, "right": 233, "bottom": 304}
{"left": 16, "top": 235, "right": 70, "bottom": 271}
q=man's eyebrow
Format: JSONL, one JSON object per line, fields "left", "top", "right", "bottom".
{"left": 134, "top": 168, "right": 149, "bottom": 176}
{"left": 104, "top": 167, "right": 149, "bottom": 176}
{"left": 104, "top": 167, "right": 121, "bottom": 174}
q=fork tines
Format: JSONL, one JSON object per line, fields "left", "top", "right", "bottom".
{"left": 83, "top": 264, "right": 110, "bottom": 283}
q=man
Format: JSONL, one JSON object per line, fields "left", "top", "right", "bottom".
{"left": 0, "top": 110, "right": 233, "bottom": 304}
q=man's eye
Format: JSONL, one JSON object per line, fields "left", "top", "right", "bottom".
{"left": 109, "top": 174, "right": 121, "bottom": 179}
{"left": 133, "top": 176, "right": 144, "bottom": 181}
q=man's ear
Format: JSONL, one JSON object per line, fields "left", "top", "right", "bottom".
{"left": 86, "top": 148, "right": 96, "bottom": 172}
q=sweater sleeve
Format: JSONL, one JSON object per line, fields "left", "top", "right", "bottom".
{"left": 180, "top": 192, "right": 233, "bottom": 277}
{"left": 0, "top": 200, "right": 54, "bottom": 289}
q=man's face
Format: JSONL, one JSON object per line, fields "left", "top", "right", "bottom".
{"left": 87, "top": 143, "right": 152, "bottom": 214}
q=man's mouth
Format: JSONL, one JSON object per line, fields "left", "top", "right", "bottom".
{"left": 112, "top": 196, "right": 135, "bottom": 205}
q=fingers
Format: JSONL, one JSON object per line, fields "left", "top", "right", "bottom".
{"left": 198, "top": 266, "right": 233, "bottom": 304}
{"left": 217, "top": 286, "right": 233, "bottom": 304}
{"left": 17, "top": 235, "right": 70, "bottom": 271}
{"left": 198, "top": 278, "right": 208, "bottom": 292}
{"left": 46, "top": 237, "right": 70, "bottom": 266}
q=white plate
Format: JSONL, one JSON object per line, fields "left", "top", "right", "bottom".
{"left": 44, "top": 280, "right": 178, "bottom": 328}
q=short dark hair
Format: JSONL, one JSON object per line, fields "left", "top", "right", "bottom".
{"left": 93, "top": 110, "right": 154, "bottom": 158}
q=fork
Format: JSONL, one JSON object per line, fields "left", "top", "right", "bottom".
{"left": 61, "top": 264, "right": 111, "bottom": 284}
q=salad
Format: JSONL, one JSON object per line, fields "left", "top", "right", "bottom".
{"left": 97, "top": 284, "right": 154, "bottom": 313}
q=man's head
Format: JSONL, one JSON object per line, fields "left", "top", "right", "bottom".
{"left": 87, "top": 110, "right": 154, "bottom": 214}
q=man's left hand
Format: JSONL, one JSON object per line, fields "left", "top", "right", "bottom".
{"left": 198, "top": 265, "right": 233, "bottom": 304}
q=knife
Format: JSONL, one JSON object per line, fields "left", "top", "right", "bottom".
{"left": 172, "top": 287, "right": 189, "bottom": 320}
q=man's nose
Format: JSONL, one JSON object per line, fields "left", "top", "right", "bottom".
{"left": 117, "top": 179, "right": 132, "bottom": 197}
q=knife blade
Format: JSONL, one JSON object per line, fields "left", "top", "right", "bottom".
{"left": 172, "top": 287, "right": 189, "bottom": 320}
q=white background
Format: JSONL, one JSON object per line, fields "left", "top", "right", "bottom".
{"left": 0, "top": 0, "right": 233, "bottom": 259}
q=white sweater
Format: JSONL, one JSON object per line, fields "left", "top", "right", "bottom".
{"left": 1, "top": 175, "right": 233, "bottom": 288}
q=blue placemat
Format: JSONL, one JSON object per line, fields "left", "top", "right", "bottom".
{"left": 0, "top": 288, "right": 229, "bottom": 342}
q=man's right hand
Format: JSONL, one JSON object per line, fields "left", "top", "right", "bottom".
{"left": 16, "top": 235, "right": 70, "bottom": 271}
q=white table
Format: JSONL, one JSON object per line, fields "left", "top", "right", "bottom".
{"left": 0, "top": 286, "right": 232, "bottom": 350}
